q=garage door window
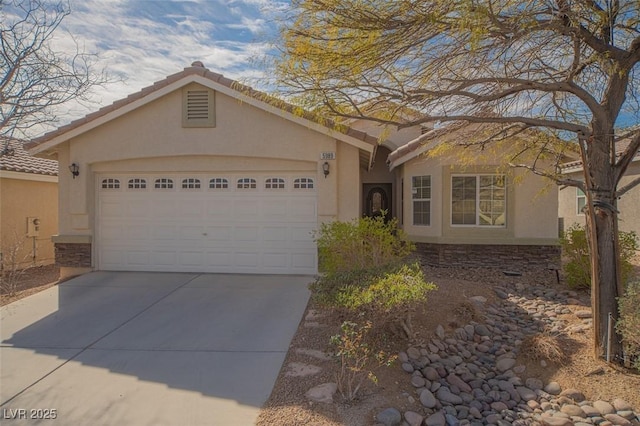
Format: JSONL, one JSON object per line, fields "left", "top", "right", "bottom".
{"left": 155, "top": 178, "right": 174, "bottom": 189}
{"left": 101, "top": 178, "right": 120, "bottom": 189}
{"left": 294, "top": 178, "right": 314, "bottom": 189}
{"left": 128, "top": 178, "right": 147, "bottom": 189}
{"left": 237, "top": 178, "right": 256, "bottom": 189}
{"left": 265, "top": 178, "right": 285, "bottom": 189}
{"left": 209, "top": 178, "right": 229, "bottom": 189}
{"left": 182, "top": 178, "right": 201, "bottom": 189}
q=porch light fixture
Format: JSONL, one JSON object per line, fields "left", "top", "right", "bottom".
{"left": 69, "top": 163, "right": 79, "bottom": 179}
{"left": 322, "top": 161, "right": 330, "bottom": 178}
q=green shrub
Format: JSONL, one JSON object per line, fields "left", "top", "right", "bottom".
{"left": 315, "top": 215, "right": 414, "bottom": 274}
{"left": 560, "top": 223, "right": 638, "bottom": 290}
{"left": 617, "top": 280, "right": 640, "bottom": 372}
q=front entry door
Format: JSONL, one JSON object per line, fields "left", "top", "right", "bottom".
{"left": 363, "top": 183, "right": 392, "bottom": 220}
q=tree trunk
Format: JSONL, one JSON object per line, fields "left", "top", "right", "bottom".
{"left": 583, "top": 129, "right": 625, "bottom": 363}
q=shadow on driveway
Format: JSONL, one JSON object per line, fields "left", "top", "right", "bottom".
{"left": 0, "top": 272, "right": 311, "bottom": 425}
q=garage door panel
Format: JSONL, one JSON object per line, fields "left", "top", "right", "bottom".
{"left": 126, "top": 200, "right": 150, "bottom": 217}
{"left": 98, "top": 173, "right": 318, "bottom": 274}
{"left": 127, "top": 251, "right": 150, "bottom": 266}
{"left": 235, "top": 252, "right": 260, "bottom": 267}
{"left": 234, "top": 226, "right": 259, "bottom": 242}
{"left": 178, "top": 251, "right": 204, "bottom": 267}
{"left": 204, "top": 226, "right": 232, "bottom": 241}
{"left": 151, "top": 251, "right": 177, "bottom": 267}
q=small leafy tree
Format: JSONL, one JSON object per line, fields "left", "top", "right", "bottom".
{"left": 330, "top": 320, "right": 396, "bottom": 401}
{"left": 561, "top": 223, "right": 638, "bottom": 290}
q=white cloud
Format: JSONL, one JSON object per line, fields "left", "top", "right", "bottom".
{"left": 35, "top": 0, "right": 279, "bottom": 133}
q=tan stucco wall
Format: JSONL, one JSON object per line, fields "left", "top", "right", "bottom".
{"left": 559, "top": 161, "right": 640, "bottom": 236}
{"left": 0, "top": 174, "right": 58, "bottom": 268}
{"left": 400, "top": 152, "right": 558, "bottom": 245}
{"left": 54, "top": 83, "right": 363, "bottom": 241}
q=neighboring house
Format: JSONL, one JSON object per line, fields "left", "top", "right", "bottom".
{"left": 0, "top": 138, "right": 58, "bottom": 269}
{"left": 28, "top": 62, "right": 559, "bottom": 278}
{"left": 558, "top": 135, "right": 640, "bottom": 237}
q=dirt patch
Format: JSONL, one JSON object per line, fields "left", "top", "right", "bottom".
{"left": 257, "top": 264, "right": 640, "bottom": 426}
{"left": 1, "top": 264, "right": 60, "bottom": 306}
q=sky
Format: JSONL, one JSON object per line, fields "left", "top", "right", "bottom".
{"left": 47, "top": 0, "right": 288, "bottom": 132}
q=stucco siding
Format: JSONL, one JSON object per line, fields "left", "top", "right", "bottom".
{"left": 400, "top": 152, "right": 558, "bottom": 245}
{"left": 559, "top": 162, "right": 640, "bottom": 236}
{"left": 56, "top": 84, "right": 356, "bottom": 242}
{"left": 0, "top": 176, "right": 58, "bottom": 267}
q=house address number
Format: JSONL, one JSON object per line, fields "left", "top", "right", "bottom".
{"left": 320, "top": 152, "right": 336, "bottom": 160}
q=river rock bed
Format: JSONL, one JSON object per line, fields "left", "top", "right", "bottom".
{"left": 377, "top": 282, "right": 640, "bottom": 426}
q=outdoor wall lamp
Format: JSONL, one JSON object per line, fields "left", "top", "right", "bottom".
{"left": 69, "top": 163, "right": 79, "bottom": 179}
{"left": 322, "top": 161, "right": 330, "bottom": 178}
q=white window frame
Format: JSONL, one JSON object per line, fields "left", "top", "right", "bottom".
{"left": 127, "top": 178, "right": 147, "bottom": 189}
{"left": 412, "top": 175, "right": 431, "bottom": 226}
{"left": 293, "top": 177, "right": 314, "bottom": 189}
{"left": 181, "top": 178, "right": 201, "bottom": 189}
{"left": 154, "top": 178, "right": 174, "bottom": 189}
{"left": 576, "top": 188, "right": 586, "bottom": 215}
{"left": 451, "top": 174, "right": 506, "bottom": 227}
{"left": 237, "top": 178, "right": 257, "bottom": 189}
{"left": 265, "top": 177, "right": 286, "bottom": 189}
{"left": 101, "top": 178, "right": 120, "bottom": 189}
{"left": 209, "top": 178, "right": 229, "bottom": 189}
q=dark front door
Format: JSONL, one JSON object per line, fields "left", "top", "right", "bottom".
{"left": 363, "top": 183, "right": 392, "bottom": 220}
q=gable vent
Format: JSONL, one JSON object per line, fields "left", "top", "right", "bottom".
{"left": 186, "top": 90, "right": 210, "bottom": 120}
{"left": 182, "top": 85, "right": 215, "bottom": 127}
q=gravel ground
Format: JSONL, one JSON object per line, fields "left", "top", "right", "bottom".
{"left": 256, "top": 263, "right": 640, "bottom": 426}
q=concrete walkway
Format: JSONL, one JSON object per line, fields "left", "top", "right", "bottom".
{"left": 1, "top": 272, "right": 311, "bottom": 425}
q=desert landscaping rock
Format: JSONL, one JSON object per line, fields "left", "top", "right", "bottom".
{"left": 285, "top": 362, "right": 322, "bottom": 377}
{"left": 375, "top": 407, "right": 402, "bottom": 426}
{"left": 391, "top": 282, "right": 640, "bottom": 426}
{"left": 304, "top": 382, "right": 337, "bottom": 404}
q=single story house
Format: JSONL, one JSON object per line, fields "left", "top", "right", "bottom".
{"left": 559, "top": 135, "right": 640, "bottom": 236}
{"left": 28, "top": 62, "right": 559, "bottom": 278}
{"left": 1, "top": 138, "right": 58, "bottom": 269}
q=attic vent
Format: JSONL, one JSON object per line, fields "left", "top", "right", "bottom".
{"left": 187, "top": 90, "right": 209, "bottom": 120}
{"left": 182, "top": 85, "right": 215, "bottom": 127}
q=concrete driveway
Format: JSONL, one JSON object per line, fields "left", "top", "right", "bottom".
{"left": 0, "top": 272, "right": 311, "bottom": 426}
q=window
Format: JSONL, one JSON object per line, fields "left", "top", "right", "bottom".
{"left": 412, "top": 176, "right": 431, "bottom": 226}
{"left": 128, "top": 178, "right": 147, "bottom": 189}
{"left": 237, "top": 178, "right": 256, "bottom": 189}
{"left": 155, "top": 178, "right": 174, "bottom": 189}
{"left": 293, "top": 178, "right": 314, "bottom": 189}
{"left": 577, "top": 188, "right": 586, "bottom": 214}
{"left": 182, "top": 178, "right": 201, "bottom": 189}
{"left": 101, "top": 178, "right": 120, "bottom": 189}
{"left": 451, "top": 175, "right": 505, "bottom": 226}
{"left": 265, "top": 178, "right": 285, "bottom": 189}
{"left": 209, "top": 178, "right": 229, "bottom": 189}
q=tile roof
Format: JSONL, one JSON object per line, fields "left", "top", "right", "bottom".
{"left": 26, "top": 62, "right": 379, "bottom": 154}
{"left": 560, "top": 129, "right": 640, "bottom": 171}
{"left": 0, "top": 138, "right": 58, "bottom": 176}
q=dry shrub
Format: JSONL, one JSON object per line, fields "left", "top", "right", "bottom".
{"left": 520, "top": 332, "right": 568, "bottom": 365}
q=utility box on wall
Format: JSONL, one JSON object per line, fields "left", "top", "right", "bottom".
{"left": 26, "top": 217, "right": 40, "bottom": 237}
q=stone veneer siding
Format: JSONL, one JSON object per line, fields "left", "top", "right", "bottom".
{"left": 55, "top": 243, "right": 92, "bottom": 267}
{"left": 416, "top": 243, "right": 561, "bottom": 269}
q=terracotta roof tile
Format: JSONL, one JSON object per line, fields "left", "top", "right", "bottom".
{"left": 1, "top": 138, "right": 58, "bottom": 176}
{"left": 26, "top": 62, "right": 379, "bottom": 151}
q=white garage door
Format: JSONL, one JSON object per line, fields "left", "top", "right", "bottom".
{"left": 96, "top": 173, "right": 318, "bottom": 274}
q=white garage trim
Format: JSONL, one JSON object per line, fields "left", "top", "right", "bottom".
{"left": 96, "top": 173, "right": 318, "bottom": 274}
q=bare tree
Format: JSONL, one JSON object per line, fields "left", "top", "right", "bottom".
{"left": 1, "top": 0, "right": 110, "bottom": 146}
{"left": 274, "top": 0, "right": 640, "bottom": 363}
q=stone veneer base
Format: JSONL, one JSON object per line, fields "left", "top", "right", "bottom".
{"left": 55, "top": 243, "right": 92, "bottom": 268}
{"left": 416, "top": 243, "right": 561, "bottom": 269}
